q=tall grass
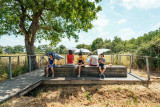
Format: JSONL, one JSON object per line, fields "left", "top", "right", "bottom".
{"left": 0, "top": 55, "right": 48, "bottom": 82}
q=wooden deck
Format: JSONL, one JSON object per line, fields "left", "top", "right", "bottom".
{"left": 43, "top": 73, "right": 148, "bottom": 85}
{"left": 0, "top": 68, "right": 45, "bottom": 104}
{"left": 0, "top": 68, "right": 148, "bottom": 104}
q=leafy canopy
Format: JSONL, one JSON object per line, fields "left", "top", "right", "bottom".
{"left": 0, "top": 0, "right": 102, "bottom": 45}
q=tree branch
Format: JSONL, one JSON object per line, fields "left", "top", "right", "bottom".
{"left": 39, "top": 26, "right": 57, "bottom": 31}
{"left": 16, "top": 0, "right": 28, "bottom": 36}
{"left": 40, "top": 16, "right": 46, "bottom": 24}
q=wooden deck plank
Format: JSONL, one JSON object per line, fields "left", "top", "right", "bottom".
{"left": 0, "top": 68, "right": 45, "bottom": 104}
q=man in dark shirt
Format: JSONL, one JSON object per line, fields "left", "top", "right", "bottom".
{"left": 98, "top": 53, "right": 106, "bottom": 79}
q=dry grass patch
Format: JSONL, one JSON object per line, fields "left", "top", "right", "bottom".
{"left": 1, "top": 81, "right": 160, "bottom": 107}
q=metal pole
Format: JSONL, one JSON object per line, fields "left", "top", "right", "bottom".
{"left": 29, "top": 56, "right": 31, "bottom": 72}
{"left": 132, "top": 54, "right": 134, "bottom": 67}
{"left": 9, "top": 56, "right": 12, "bottom": 80}
{"left": 111, "top": 55, "right": 112, "bottom": 64}
{"left": 146, "top": 57, "right": 150, "bottom": 81}
{"left": 130, "top": 55, "right": 131, "bottom": 73}
{"left": 40, "top": 56, "right": 42, "bottom": 67}
{"left": 119, "top": 55, "right": 121, "bottom": 65}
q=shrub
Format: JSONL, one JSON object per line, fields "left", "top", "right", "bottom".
{"left": 136, "top": 38, "right": 160, "bottom": 71}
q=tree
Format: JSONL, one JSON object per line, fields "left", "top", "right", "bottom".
{"left": 59, "top": 45, "right": 66, "bottom": 54}
{"left": 111, "top": 36, "right": 124, "bottom": 53}
{"left": 13, "top": 45, "right": 24, "bottom": 53}
{"left": 91, "top": 38, "right": 104, "bottom": 51}
{"left": 0, "top": 46, "right": 3, "bottom": 54}
{"left": 76, "top": 44, "right": 91, "bottom": 50}
{"left": 0, "top": 0, "right": 102, "bottom": 70}
{"left": 104, "top": 39, "right": 111, "bottom": 49}
{"left": 4, "top": 46, "right": 13, "bottom": 54}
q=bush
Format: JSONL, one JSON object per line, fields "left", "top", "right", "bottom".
{"left": 12, "top": 64, "right": 28, "bottom": 77}
{"left": 136, "top": 38, "right": 160, "bottom": 71}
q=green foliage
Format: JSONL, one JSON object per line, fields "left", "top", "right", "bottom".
{"left": 0, "top": 0, "right": 102, "bottom": 45}
{"left": 0, "top": 45, "right": 3, "bottom": 54}
{"left": 75, "top": 28, "right": 160, "bottom": 55}
{"left": 13, "top": 45, "right": 24, "bottom": 53}
{"left": 86, "top": 91, "right": 92, "bottom": 101}
{"left": 54, "top": 45, "right": 66, "bottom": 54}
{"left": 136, "top": 38, "right": 160, "bottom": 70}
{"left": 91, "top": 38, "right": 104, "bottom": 51}
{"left": 4, "top": 46, "right": 14, "bottom": 54}
{"left": 12, "top": 64, "right": 28, "bottom": 77}
{"left": 111, "top": 36, "right": 124, "bottom": 53}
{"left": 3, "top": 45, "right": 24, "bottom": 54}
{"left": 76, "top": 44, "right": 91, "bottom": 50}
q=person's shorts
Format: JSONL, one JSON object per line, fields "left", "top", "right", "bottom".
{"left": 47, "top": 64, "right": 55, "bottom": 68}
{"left": 99, "top": 64, "right": 105, "bottom": 68}
{"left": 78, "top": 63, "right": 84, "bottom": 65}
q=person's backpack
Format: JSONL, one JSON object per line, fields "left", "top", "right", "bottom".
{"left": 90, "top": 55, "right": 98, "bottom": 66}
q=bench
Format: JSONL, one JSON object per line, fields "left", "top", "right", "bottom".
{"left": 44, "top": 65, "right": 127, "bottom": 77}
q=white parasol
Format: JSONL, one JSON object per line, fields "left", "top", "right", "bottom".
{"left": 74, "top": 48, "right": 91, "bottom": 53}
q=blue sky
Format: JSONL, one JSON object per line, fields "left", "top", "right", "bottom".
{"left": 1, "top": 0, "right": 160, "bottom": 48}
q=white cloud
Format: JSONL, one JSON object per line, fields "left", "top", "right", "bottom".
{"left": 0, "top": 36, "right": 25, "bottom": 46}
{"left": 118, "top": 19, "right": 126, "bottom": 24}
{"left": 152, "top": 22, "right": 160, "bottom": 30}
{"left": 57, "top": 32, "right": 95, "bottom": 48}
{"left": 118, "top": 28, "right": 136, "bottom": 40}
{"left": 111, "top": 0, "right": 160, "bottom": 10}
{"left": 92, "top": 12, "right": 109, "bottom": 32}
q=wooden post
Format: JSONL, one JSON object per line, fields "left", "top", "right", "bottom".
{"left": 29, "top": 56, "right": 31, "bottom": 72}
{"left": 130, "top": 55, "right": 131, "bottom": 73}
{"left": 146, "top": 57, "right": 150, "bottom": 81}
{"left": 9, "top": 56, "right": 12, "bottom": 80}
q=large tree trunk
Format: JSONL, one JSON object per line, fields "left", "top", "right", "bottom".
{"left": 18, "top": 6, "right": 42, "bottom": 70}
{"left": 25, "top": 34, "right": 38, "bottom": 70}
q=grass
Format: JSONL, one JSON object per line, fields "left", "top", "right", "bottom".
{"left": 0, "top": 55, "right": 47, "bottom": 82}
{"left": 1, "top": 81, "right": 160, "bottom": 107}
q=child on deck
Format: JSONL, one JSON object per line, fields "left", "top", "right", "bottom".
{"left": 46, "top": 54, "right": 55, "bottom": 77}
{"left": 98, "top": 53, "right": 106, "bottom": 79}
{"left": 77, "top": 52, "right": 85, "bottom": 78}
{"left": 67, "top": 50, "right": 74, "bottom": 65}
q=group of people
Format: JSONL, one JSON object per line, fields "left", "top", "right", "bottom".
{"left": 46, "top": 50, "right": 106, "bottom": 79}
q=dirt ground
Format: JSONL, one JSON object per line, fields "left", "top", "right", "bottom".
{"left": 1, "top": 80, "right": 160, "bottom": 107}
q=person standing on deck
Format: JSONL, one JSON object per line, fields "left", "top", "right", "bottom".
{"left": 46, "top": 54, "right": 55, "bottom": 77}
{"left": 98, "top": 53, "right": 106, "bottom": 79}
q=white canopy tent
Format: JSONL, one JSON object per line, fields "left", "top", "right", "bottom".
{"left": 74, "top": 48, "right": 91, "bottom": 53}
{"left": 97, "top": 49, "right": 111, "bottom": 55}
